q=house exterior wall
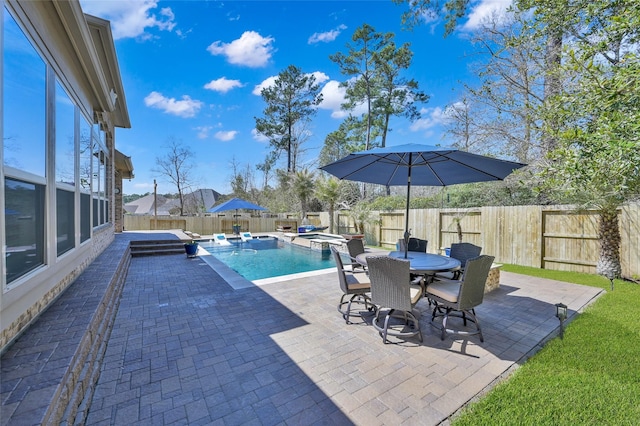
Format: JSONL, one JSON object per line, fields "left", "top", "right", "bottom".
{"left": 1, "top": 0, "right": 130, "bottom": 352}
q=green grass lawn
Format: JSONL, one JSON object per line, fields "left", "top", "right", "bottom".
{"left": 453, "top": 265, "right": 640, "bottom": 425}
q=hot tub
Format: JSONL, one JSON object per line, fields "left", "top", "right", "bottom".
{"left": 289, "top": 232, "right": 346, "bottom": 252}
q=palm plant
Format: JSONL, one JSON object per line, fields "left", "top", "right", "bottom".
{"left": 315, "top": 177, "right": 341, "bottom": 234}
{"left": 292, "top": 168, "right": 315, "bottom": 219}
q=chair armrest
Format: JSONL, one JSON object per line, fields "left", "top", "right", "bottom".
{"left": 411, "top": 275, "right": 426, "bottom": 294}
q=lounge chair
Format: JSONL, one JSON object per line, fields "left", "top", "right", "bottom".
{"left": 213, "top": 233, "right": 231, "bottom": 245}
{"left": 240, "top": 232, "right": 253, "bottom": 242}
{"left": 300, "top": 224, "right": 328, "bottom": 232}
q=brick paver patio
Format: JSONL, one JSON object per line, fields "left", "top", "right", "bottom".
{"left": 1, "top": 234, "right": 604, "bottom": 425}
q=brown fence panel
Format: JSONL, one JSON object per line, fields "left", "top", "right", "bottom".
{"left": 542, "top": 207, "right": 599, "bottom": 273}
{"left": 379, "top": 212, "right": 404, "bottom": 249}
{"left": 149, "top": 218, "right": 186, "bottom": 231}
{"left": 439, "top": 209, "right": 482, "bottom": 252}
{"left": 481, "top": 206, "right": 542, "bottom": 268}
{"left": 408, "top": 209, "right": 440, "bottom": 252}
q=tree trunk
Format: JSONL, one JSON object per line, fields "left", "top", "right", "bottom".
{"left": 328, "top": 207, "right": 335, "bottom": 234}
{"left": 542, "top": 30, "right": 562, "bottom": 154}
{"left": 596, "top": 207, "right": 621, "bottom": 280}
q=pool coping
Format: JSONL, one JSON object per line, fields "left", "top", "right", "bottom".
{"left": 196, "top": 242, "right": 339, "bottom": 290}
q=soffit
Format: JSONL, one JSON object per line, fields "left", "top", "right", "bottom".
{"left": 7, "top": 1, "right": 129, "bottom": 128}
{"left": 115, "top": 150, "right": 134, "bottom": 180}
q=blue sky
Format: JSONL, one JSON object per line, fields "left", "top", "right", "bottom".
{"left": 80, "top": 0, "right": 510, "bottom": 195}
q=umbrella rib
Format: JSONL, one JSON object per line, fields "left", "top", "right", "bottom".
{"left": 330, "top": 154, "right": 403, "bottom": 186}
{"left": 415, "top": 151, "right": 514, "bottom": 182}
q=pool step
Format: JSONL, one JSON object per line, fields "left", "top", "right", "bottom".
{"left": 130, "top": 240, "right": 186, "bottom": 257}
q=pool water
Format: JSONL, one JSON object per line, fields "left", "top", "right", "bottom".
{"left": 199, "top": 236, "right": 342, "bottom": 281}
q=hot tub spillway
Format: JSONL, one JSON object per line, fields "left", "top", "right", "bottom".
{"left": 289, "top": 232, "right": 346, "bottom": 252}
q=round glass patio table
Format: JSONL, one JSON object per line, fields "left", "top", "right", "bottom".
{"left": 356, "top": 251, "right": 461, "bottom": 275}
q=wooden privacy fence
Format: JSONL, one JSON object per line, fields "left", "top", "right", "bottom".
{"left": 124, "top": 203, "right": 639, "bottom": 279}
{"left": 124, "top": 213, "right": 327, "bottom": 236}
{"left": 371, "top": 204, "right": 639, "bottom": 279}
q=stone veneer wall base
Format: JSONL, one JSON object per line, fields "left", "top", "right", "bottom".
{"left": 0, "top": 231, "right": 139, "bottom": 426}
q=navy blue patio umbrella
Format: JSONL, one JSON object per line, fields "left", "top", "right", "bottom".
{"left": 319, "top": 143, "right": 527, "bottom": 258}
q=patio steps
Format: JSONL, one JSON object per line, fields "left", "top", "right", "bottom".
{"left": 129, "top": 239, "right": 186, "bottom": 257}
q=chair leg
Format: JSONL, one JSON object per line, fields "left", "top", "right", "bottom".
{"left": 469, "top": 308, "right": 484, "bottom": 342}
{"left": 380, "top": 309, "right": 422, "bottom": 343}
{"left": 339, "top": 293, "right": 372, "bottom": 324}
{"left": 441, "top": 308, "right": 450, "bottom": 340}
{"left": 408, "top": 311, "right": 423, "bottom": 342}
{"left": 338, "top": 294, "right": 349, "bottom": 321}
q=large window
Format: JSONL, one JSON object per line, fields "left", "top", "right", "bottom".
{"left": 91, "top": 125, "right": 109, "bottom": 227}
{"left": 2, "top": 7, "right": 46, "bottom": 176}
{"left": 4, "top": 178, "right": 45, "bottom": 283}
{"left": 55, "top": 80, "right": 76, "bottom": 256}
{"left": 3, "top": 7, "right": 47, "bottom": 285}
{"left": 55, "top": 80, "right": 76, "bottom": 186}
{"left": 80, "top": 193, "right": 91, "bottom": 243}
{"left": 2, "top": 4, "right": 118, "bottom": 287}
{"left": 56, "top": 189, "right": 74, "bottom": 256}
{"left": 80, "top": 116, "right": 92, "bottom": 242}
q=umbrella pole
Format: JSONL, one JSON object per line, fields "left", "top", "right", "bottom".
{"left": 404, "top": 155, "right": 412, "bottom": 259}
{"left": 235, "top": 209, "right": 239, "bottom": 234}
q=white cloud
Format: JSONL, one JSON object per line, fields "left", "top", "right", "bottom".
{"left": 252, "top": 129, "right": 269, "bottom": 143}
{"left": 204, "top": 77, "right": 244, "bottom": 93}
{"left": 253, "top": 72, "right": 328, "bottom": 96}
{"left": 207, "top": 31, "right": 275, "bottom": 68}
{"left": 308, "top": 24, "right": 347, "bottom": 44}
{"left": 252, "top": 76, "right": 278, "bottom": 96}
{"left": 310, "top": 71, "right": 330, "bottom": 85}
{"left": 215, "top": 130, "right": 238, "bottom": 141}
{"left": 443, "top": 101, "right": 468, "bottom": 119}
{"left": 410, "top": 107, "right": 449, "bottom": 131}
{"left": 80, "top": 0, "right": 176, "bottom": 40}
{"left": 317, "top": 80, "right": 347, "bottom": 118}
{"left": 461, "top": 0, "right": 513, "bottom": 32}
{"left": 195, "top": 126, "right": 213, "bottom": 139}
{"left": 317, "top": 80, "right": 367, "bottom": 119}
{"left": 143, "top": 91, "right": 203, "bottom": 118}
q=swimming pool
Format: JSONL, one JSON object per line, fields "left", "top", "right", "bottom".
{"left": 199, "top": 236, "right": 343, "bottom": 283}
